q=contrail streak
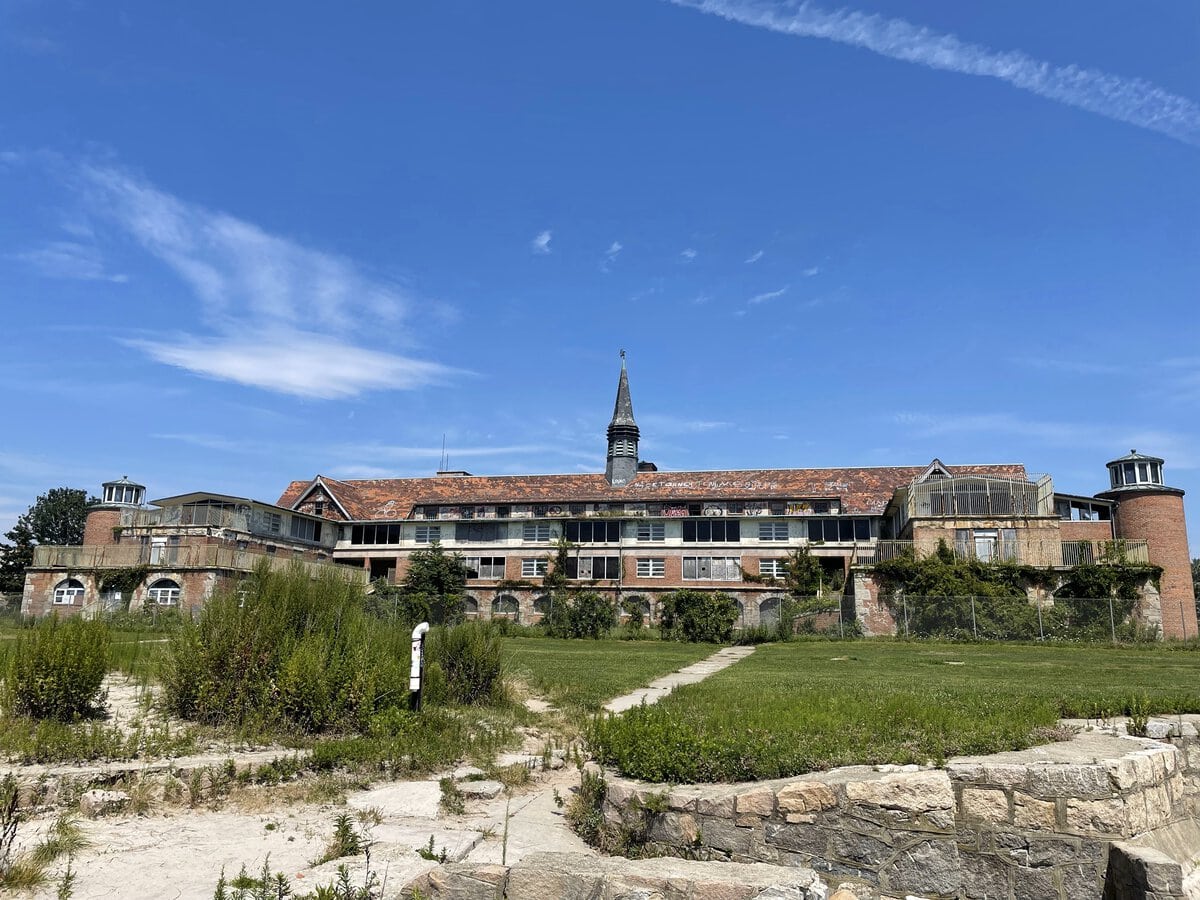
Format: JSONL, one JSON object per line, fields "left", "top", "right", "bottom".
{"left": 669, "top": 0, "right": 1200, "bottom": 147}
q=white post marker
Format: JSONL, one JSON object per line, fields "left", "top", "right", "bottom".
{"left": 410, "top": 621, "right": 430, "bottom": 711}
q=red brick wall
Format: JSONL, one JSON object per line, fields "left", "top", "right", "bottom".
{"left": 83, "top": 508, "right": 122, "bottom": 546}
{"left": 1059, "top": 520, "right": 1116, "bottom": 543}
{"left": 1113, "top": 492, "right": 1197, "bottom": 639}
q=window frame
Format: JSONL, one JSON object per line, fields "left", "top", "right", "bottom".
{"left": 635, "top": 558, "right": 665, "bottom": 578}
{"left": 521, "top": 558, "right": 548, "bottom": 577}
{"left": 53, "top": 578, "right": 85, "bottom": 605}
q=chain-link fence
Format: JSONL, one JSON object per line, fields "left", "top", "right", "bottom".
{"left": 881, "top": 594, "right": 1157, "bottom": 643}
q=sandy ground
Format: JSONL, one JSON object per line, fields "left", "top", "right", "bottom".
{"left": 9, "top": 648, "right": 741, "bottom": 898}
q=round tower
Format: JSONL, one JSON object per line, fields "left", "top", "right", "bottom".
{"left": 84, "top": 476, "right": 146, "bottom": 546}
{"left": 1097, "top": 451, "right": 1196, "bottom": 639}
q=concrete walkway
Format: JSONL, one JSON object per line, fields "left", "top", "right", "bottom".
{"left": 602, "top": 645, "right": 755, "bottom": 713}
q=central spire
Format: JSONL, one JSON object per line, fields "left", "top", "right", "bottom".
{"left": 605, "top": 351, "right": 640, "bottom": 486}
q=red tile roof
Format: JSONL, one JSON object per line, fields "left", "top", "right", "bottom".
{"left": 277, "top": 463, "right": 1027, "bottom": 520}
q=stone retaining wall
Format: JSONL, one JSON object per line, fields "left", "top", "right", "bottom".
{"left": 595, "top": 731, "right": 1196, "bottom": 899}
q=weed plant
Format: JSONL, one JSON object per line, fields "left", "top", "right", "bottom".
{"left": 2, "top": 617, "right": 109, "bottom": 721}
{"left": 0, "top": 776, "right": 88, "bottom": 890}
{"left": 0, "top": 714, "right": 195, "bottom": 764}
{"left": 162, "top": 565, "right": 407, "bottom": 732}
{"left": 423, "top": 621, "right": 506, "bottom": 706}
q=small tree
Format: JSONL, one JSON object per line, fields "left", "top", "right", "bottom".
{"left": 391, "top": 542, "right": 468, "bottom": 625}
{"left": 0, "top": 488, "right": 98, "bottom": 593}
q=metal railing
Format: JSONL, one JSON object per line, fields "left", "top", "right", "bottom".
{"left": 31, "top": 544, "right": 368, "bottom": 584}
{"left": 122, "top": 506, "right": 250, "bottom": 530}
{"left": 876, "top": 594, "right": 1159, "bottom": 643}
{"left": 854, "top": 539, "right": 1149, "bottom": 567}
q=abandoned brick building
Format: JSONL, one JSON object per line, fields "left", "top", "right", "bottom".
{"left": 21, "top": 359, "right": 1198, "bottom": 639}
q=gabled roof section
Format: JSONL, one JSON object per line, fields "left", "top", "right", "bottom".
{"left": 275, "top": 463, "right": 1027, "bottom": 520}
{"left": 914, "top": 459, "right": 952, "bottom": 483}
{"left": 285, "top": 476, "right": 352, "bottom": 520}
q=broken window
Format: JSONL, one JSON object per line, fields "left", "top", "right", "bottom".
{"left": 465, "top": 557, "right": 505, "bottom": 579}
{"left": 566, "top": 556, "right": 619, "bottom": 579}
{"left": 682, "top": 557, "right": 741, "bottom": 580}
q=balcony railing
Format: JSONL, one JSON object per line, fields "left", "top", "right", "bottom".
{"left": 122, "top": 507, "right": 250, "bottom": 530}
{"left": 854, "top": 539, "right": 1150, "bottom": 568}
{"left": 31, "top": 544, "right": 367, "bottom": 584}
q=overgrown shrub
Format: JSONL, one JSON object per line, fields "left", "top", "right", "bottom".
{"left": 2, "top": 616, "right": 109, "bottom": 721}
{"left": 424, "top": 621, "right": 505, "bottom": 706}
{"left": 543, "top": 591, "right": 617, "bottom": 639}
{"left": 659, "top": 590, "right": 736, "bottom": 643}
{"left": 161, "top": 565, "right": 405, "bottom": 732}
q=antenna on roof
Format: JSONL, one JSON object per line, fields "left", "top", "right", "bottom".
{"left": 439, "top": 434, "right": 447, "bottom": 472}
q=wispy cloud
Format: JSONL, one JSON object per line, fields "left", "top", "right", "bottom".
{"left": 640, "top": 413, "right": 731, "bottom": 434}
{"left": 67, "top": 163, "right": 455, "bottom": 398}
{"left": 803, "top": 266, "right": 820, "bottom": 277}
{"left": 10, "top": 241, "right": 128, "bottom": 282}
{"left": 669, "top": 0, "right": 1200, "bottom": 147}
{"left": 745, "top": 250, "right": 764, "bottom": 264}
{"left": 748, "top": 286, "right": 788, "bottom": 305}
{"left": 531, "top": 229, "right": 553, "bottom": 254}
{"left": 600, "top": 240, "right": 623, "bottom": 272}
{"left": 680, "top": 247, "right": 697, "bottom": 262}
{"left": 127, "top": 330, "right": 455, "bottom": 400}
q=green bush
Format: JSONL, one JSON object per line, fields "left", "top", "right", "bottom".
{"left": 425, "top": 621, "right": 505, "bottom": 706}
{"left": 659, "top": 590, "right": 737, "bottom": 643}
{"left": 2, "top": 617, "right": 109, "bottom": 721}
{"left": 543, "top": 591, "right": 617, "bottom": 639}
{"left": 161, "top": 565, "right": 405, "bottom": 732}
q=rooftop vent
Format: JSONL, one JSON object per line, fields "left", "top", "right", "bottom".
{"left": 637, "top": 461, "right": 658, "bottom": 472}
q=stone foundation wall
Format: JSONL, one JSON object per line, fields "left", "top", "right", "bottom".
{"left": 596, "top": 731, "right": 1196, "bottom": 899}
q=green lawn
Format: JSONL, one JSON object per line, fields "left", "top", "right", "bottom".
{"left": 589, "top": 640, "right": 1200, "bottom": 783}
{"left": 504, "top": 636, "right": 717, "bottom": 712}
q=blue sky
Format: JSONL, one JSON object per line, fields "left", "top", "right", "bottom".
{"left": 1, "top": 1, "right": 1198, "bottom": 546}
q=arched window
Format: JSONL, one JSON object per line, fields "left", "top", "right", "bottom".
{"left": 147, "top": 578, "right": 181, "bottom": 606}
{"left": 462, "top": 596, "right": 479, "bottom": 618}
{"left": 533, "top": 595, "right": 553, "bottom": 617}
{"left": 53, "top": 578, "right": 85, "bottom": 606}
{"left": 492, "top": 594, "right": 520, "bottom": 622}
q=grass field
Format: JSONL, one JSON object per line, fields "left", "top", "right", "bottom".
{"left": 504, "top": 636, "right": 716, "bottom": 712}
{"left": 589, "top": 640, "right": 1200, "bottom": 783}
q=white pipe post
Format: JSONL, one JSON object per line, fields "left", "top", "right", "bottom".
{"left": 410, "top": 621, "right": 430, "bottom": 711}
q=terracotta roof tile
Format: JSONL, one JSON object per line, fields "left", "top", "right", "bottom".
{"left": 276, "top": 463, "right": 1027, "bottom": 520}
